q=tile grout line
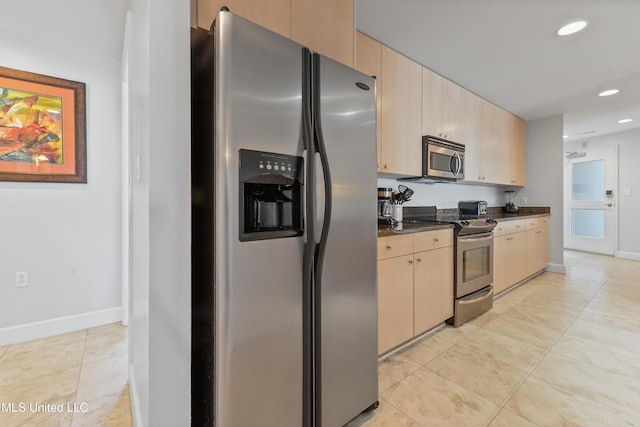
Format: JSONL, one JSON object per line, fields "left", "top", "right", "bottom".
{"left": 69, "top": 328, "right": 90, "bottom": 427}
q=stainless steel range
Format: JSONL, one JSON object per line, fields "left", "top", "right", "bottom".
{"left": 449, "top": 216, "right": 496, "bottom": 326}
{"left": 402, "top": 206, "right": 497, "bottom": 326}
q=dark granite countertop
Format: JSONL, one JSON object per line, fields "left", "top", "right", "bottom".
{"left": 377, "top": 221, "right": 454, "bottom": 237}
{"left": 377, "top": 206, "right": 550, "bottom": 237}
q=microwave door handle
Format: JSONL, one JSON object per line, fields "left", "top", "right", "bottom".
{"left": 453, "top": 151, "right": 462, "bottom": 176}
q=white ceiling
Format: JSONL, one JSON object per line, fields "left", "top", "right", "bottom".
{"left": 355, "top": 0, "right": 640, "bottom": 142}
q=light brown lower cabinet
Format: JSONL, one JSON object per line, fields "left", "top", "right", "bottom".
{"left": 377, "top": 254, "right": 414, "bottom": 355}
{"left": 493, "top": 216, "right": 549, "bottom": 296}
{"left": 525, "top": 222, "right": 549, "bottom": 278}
{"left": 493, "top": 232, "right": 525, "bottom": 295}
{"left": 413, "top": 247, "right": 454, "bottom": 335}
{"left": 377, "top": 230, "right": 454, "bottom": 355}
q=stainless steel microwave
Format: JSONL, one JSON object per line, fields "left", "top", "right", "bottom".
{"left": 423, "top": 135, "right": 465, "bottom": 181}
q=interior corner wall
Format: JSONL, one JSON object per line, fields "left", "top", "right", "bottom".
{"left": 515, "top": 115, "right": 565, "bottom": 271}
{"left": 128, "top": 0, "right": 192, "bottom": 425}
{"left": 564, "top": 128, "right": 640, "bottom": 257}
{"left": 0, "top": 24, "right": 122, "bottom": 343}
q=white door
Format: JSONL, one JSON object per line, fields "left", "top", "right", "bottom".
{"left": 564, "top": 146, "right": 617, "bottom": 255}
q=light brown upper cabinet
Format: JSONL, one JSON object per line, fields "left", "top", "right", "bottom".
{"left": 198, "top": 0, "right": 355, "bottom": 67}
{"left": 354, "top": 32, "right": 382, "bottom": 171}
{"left": 422, "top": 69, "right": 470, "bottom": 145}
{"left": 507, "top": 115, "right": 526, "bottom": 186}
{"left": 380, "top": 45, "right": 422, "bottom": 176}
{"left": 291, "top": 0, "right": 354, "bottom": 67}
{"left": 197, "top": 0, "right": 292, "bottom": 37}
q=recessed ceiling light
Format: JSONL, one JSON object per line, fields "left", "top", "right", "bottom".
{"left": 618, "top": 118, "right": 633, "bottom": 124}
{"left": 598, "top": 89, "right": 619, "bottom": 97}
{"left": 563, "top": 135, "right": 569, "bottom": 139}
{"left": 557, "top": 20, "right": 588, "bottom": 36}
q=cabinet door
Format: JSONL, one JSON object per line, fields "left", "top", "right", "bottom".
{"left": 355, "top": 32, "right": 382, "bottom": 171}
{"left": 291, "top": 0, "right": 354, "bottom": 67}
{"left": 422, "top": 67, "right": 444, "bottom": 138}
{"left": 494, "top": 232, "right": 526, "bottom": 294}
{"left": 378, "top": 255, "right": 415, "bottom": 355}
{"left": 462, "top": 91, "right": 483, "bottom": 183}
{"left": 414, "top": 247, "right": 454, "bottom": 335}
{"left": 198, "top": 0, "right": 291, "bottom": 37}
{"left": 524, "top": 224, "right": 549, "bottom": 277}
{"left": 507, "top": 115, "right": 526, "bottom": 186}
{"left": 442, "top": 78, "right": 464, "bottom": 142}
{"left": 380, "top": 46, "right": 422, "bottom": 176}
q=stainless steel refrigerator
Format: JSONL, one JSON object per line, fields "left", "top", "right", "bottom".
{"left": 191, "top": 11, "right": 378, "bottom": 427}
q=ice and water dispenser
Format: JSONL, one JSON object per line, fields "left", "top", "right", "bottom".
{"left": 239, "top": 149, "right": 304, "bottom": 241}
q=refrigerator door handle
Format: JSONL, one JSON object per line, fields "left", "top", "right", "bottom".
{"left": 301, "top": 47, "right": 315, "bottom": 427}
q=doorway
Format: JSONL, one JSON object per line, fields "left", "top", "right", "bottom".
{"left": 563, "top": 146, "right": 618, "bottom": 255}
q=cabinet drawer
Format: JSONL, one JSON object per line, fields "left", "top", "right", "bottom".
{"left": 378, "top": 234, "right": 414, "bottom": 260}
{"left": 524, "top": 216, "right": 548, "bottom": 230}
{"left": 414, "top": 229, "right": 453, "bottom": 252}
{"left": 494, "top": 219, "right": 525, "bottom": 236}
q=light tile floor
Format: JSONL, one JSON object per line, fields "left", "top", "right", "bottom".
{"left": 348, "top": 250, "right": 640, "bottom": 426}
{"left": 0, "top": 322, "right": 131, "bottom": 427}
{"left": 3, "top": 251, "right": 639, "bottom": 426}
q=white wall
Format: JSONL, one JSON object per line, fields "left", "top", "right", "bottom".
{"left": 565, "top": 128, "right": 640, "bottom": 259}
{"left": 515, "top": 115, "right": 565, "bottom": 272}
{"left": 0, "top": 10, "right": 125, "bottom": 344}
{"left": 378, "top": 177, "right": 504, "bottom": 209}
{"left": 128, "top": 0, "right": 191, "bottom": 425}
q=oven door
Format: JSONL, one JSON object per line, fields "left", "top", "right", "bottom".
{"left": 456, "top": 232, "right": 494, "bottom": 297}
{"left": 426, "top": 143, "right": 464, "bottom": 180}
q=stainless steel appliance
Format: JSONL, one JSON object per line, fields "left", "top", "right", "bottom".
{"left": 459, "top": 200, "right": 488, "bottom": 217}
{"left": 450, "top": 219, "right": 496, "bottom": 327}
{"left": 402, "top": 136, "right": 465, "bottom": 183}
{"left": 401, "top": 206, "right": 496, "bottom": 327}
{"left": 191, "top": 11, "right": 378, "bottom": 427}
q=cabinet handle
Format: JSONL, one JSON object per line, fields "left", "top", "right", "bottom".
{"left": 516, "top": 225, "right": 521, "bottom": 228}
{"left": 536, "top": 230, "right": 542, "bottom": 234}
{"left": 377, "top": 163, "right": 381, "bottom": 168}
{"left": 408, "top": 260, "right": 413, "bottom": 265}
{"left": 386, "top": 245, "right": 392, "bottom": 250}
{"left": 434, "top": 238, "right": 439, "bottom": 243}
{"left": 416, "top": 258, "right": 422, "bottom": 263}
{"left": 511, "top": 180, "right": 516, "bottom": 184}
{"left": 384, "top": 164, "right": 389, "bottom": 169}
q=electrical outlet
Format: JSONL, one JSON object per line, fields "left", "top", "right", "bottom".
{"left": 15, "top": 271, "right": 28, "bottom": 288}
{"left": 521, "top": 197, "right": 528, "bottom": 205}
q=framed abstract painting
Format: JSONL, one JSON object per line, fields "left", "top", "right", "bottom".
{"left": 0, "top": 66, "right": 87, "bottom": 183}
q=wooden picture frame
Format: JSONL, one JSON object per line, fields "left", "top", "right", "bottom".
{"left": 0, "top": 66, "right": 87, "bottom": 183}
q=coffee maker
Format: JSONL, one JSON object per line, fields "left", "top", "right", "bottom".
{"left": 378, "top": 187, "right": 396, "bottom": 225}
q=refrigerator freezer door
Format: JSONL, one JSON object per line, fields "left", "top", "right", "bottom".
{"left": 215, "top": 12, "right": 305, "bottom": 426}
{"left": 314, "top": 54, "right": 378, "bottom": 427}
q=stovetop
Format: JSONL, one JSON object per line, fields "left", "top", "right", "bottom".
{"left": 401, "top": 206, "right": 497, "bottom": 235}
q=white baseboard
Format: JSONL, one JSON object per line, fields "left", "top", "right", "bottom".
{"left": 129, "top": 363, "right": 144, "bottom": 427}
{"left": 0, "top": 307, "right": 121, "bottom": 346}
{"left": 617, "top": 251, "right": 640, "bottom": 261}
{"left": 545, "top": 263, "right": 567, "bottom": 274}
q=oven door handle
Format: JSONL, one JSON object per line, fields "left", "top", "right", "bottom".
{"left": 459, "top": 286, "right": 493, "bottom": 304}
{"left": 457, "top": 232, "right": 493, "bottom": 243}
